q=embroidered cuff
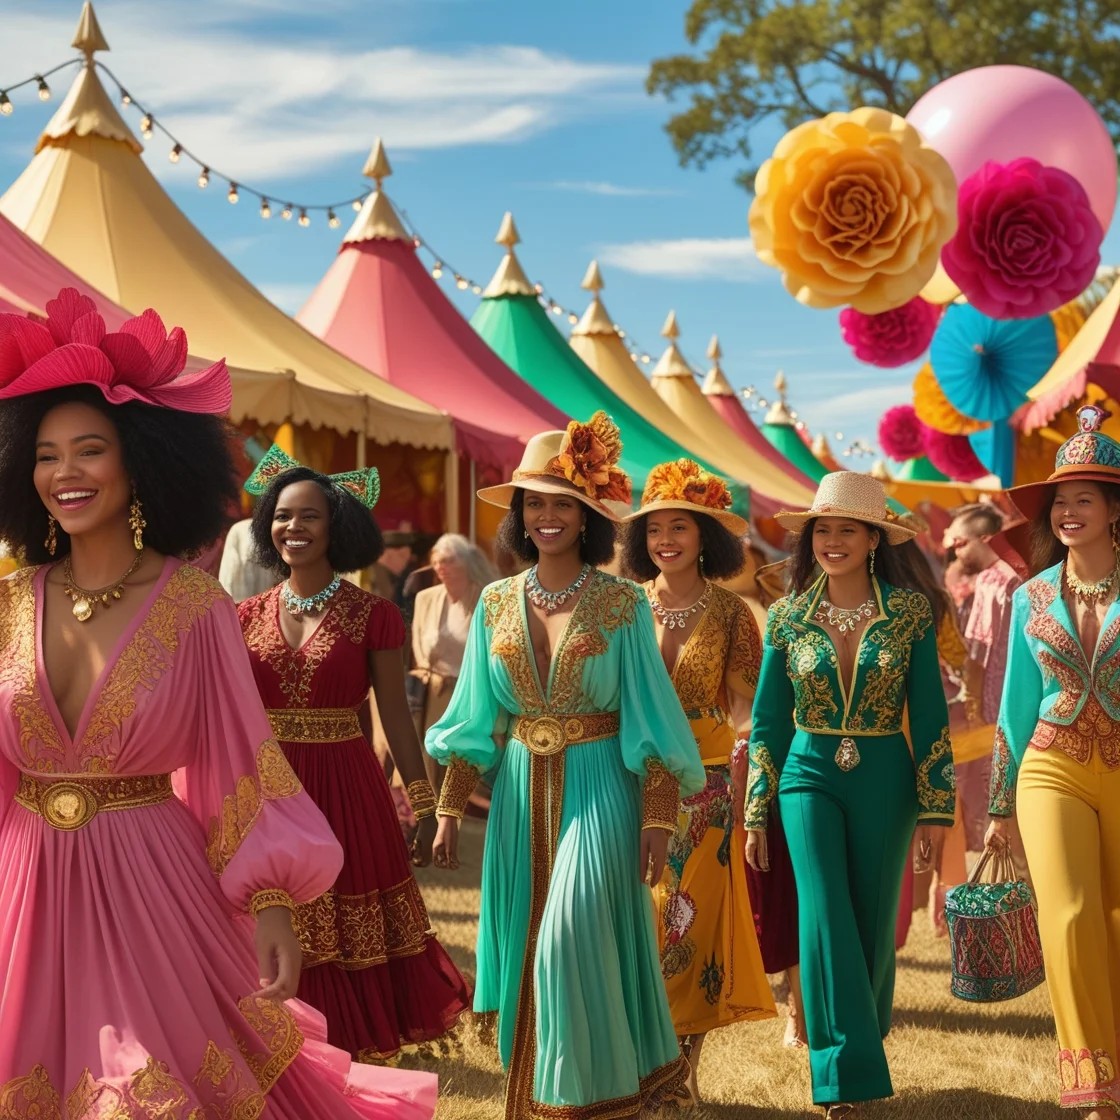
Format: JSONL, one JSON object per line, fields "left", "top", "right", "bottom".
{"left": 744, "top": 741, "right": 778, "bottom": 830}
{"left": 406, "top": 778, "right": 437, "bottom": 820}
{"left": 437, "top": 756, "right": 481, "bottom": 819}
{"left": 988, "top": 725, "right": 1016, "bottom": 817}
{"left": 642, "top": 760, "right": 680, "bottom": 831}
{"left": 916, "top": 727, "right": 955, "bottom": 816}
{"left": 249, "top": 889, "right": 296, "bottom": 918}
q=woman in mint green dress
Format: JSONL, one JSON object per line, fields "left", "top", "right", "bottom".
{"left": 426, "top": 413, "right": 705, "bottom": 1120}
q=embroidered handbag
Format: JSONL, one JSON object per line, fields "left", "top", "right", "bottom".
{"left": 945, "top": 845, "right": 1044, "bottom": 1002}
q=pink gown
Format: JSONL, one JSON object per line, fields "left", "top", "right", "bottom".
{"left": 0, "top": 559, "right": 437, "bottom": 1119}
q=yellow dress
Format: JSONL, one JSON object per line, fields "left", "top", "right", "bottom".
{"left": 651, "top": 583, "right": 777, "bottom": 1034}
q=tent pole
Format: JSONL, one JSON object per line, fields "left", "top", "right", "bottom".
{"left": 444, "top": 450, "right": 461, "bottom": 533}
{"left": 355, "top": 409, "right": 367, "bottom": 469}
{"left": 469, "top": 460, "right": 477, "bottom": 543}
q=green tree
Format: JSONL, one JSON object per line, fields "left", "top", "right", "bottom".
{"left": 648, "top": 0, "right": 1120, "bottom": 188}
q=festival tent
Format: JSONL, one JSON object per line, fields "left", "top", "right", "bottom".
{"left": 700, "top": 338, "right": 820, "bottom": 495}
{"left": 469, "top": 215, "right": 700, "bottom": 492}
{"left": 647, "top": 314, "right": 816, "bottom": 513}
{"left": 0, "top": 5, "right": 473, "bottom": 529}
{"left": 810, "top": 434, "right": 842, "bottom": 472}
{"left": 297, "top": 140, "right": 566, "bottom": 478}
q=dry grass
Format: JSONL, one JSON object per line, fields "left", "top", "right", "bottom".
{"left": 409, "top": 818, "right": 1061, "bottom": 1119}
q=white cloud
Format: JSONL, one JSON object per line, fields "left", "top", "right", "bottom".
{"left": 530, "top": 180, "right": 683, "bottom": 198}
{"left": 795, "top": 384, "right": 906, "bottom": 438}
{"left": 597, "top": 237, "right": 760, "bottom": 282}
{"left": 0, "top": 4, "right": 642, "bottom": 179}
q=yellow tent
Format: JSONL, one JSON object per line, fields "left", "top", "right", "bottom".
{"left": 0, "top": 5, "right": 455, "bottom": 478}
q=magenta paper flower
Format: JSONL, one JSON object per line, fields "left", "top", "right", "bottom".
{"left": 924, "top": 428, "right": 988, "bottom": 482}
{"left": 839, "top": 297, "right": 941, "bottom": 367}
{"left": 942, "top": 158, "right": 1103, "bottom": 319}
{"left": 878, "top": 404, "right": 929, "bottom": 461}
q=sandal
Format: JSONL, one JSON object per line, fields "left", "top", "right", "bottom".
{"left": 825, "top": 1106, "right": 858, "bottom": 1119}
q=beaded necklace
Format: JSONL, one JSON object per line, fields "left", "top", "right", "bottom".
{"left": 647, "top": 581, "right": 711, "bottom": 631}
{"left": 525, "top": 564, "right": 590, "bottom": 615}
{"left": 813, "top": 597, "right": 876, "bottom": 634}
{"left": 282, "top": 574, "right": 342, "bottom": 616}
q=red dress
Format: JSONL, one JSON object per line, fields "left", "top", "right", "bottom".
{"left": 238, "top": 581, "right": 470, "bottom": 1061}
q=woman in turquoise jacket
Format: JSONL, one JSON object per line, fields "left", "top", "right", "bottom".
{"left": 745, "top": 472, "right": 955, "bottom": 1119}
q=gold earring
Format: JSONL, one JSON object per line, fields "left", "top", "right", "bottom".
{"left": 1112, "top": 520, "right": 1120, "bottom": 553}
{"left": 869, "top": 548, "right": 876, "bottom": 577}
{"left": 44, "top": 515, "right": 57, "bottom": 557}
{"left": 128, "top": 494, "right": 147, "bottom": 552}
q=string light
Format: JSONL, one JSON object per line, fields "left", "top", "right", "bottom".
{"left": 298, "top": 208, "right": 310, "bottom": 227}
{"left": 431, "top": 261, "right": 444, "bottom": 279}
{"left": 35, "top": 76, "right": 50, "bottom": 101}
{"left": 455, "top": 275, "right": 468, "bottom": 290}
{"left": 281, "top": 204, "right": 293, "bottom": 221}
{"left": 0, "top": 92, "right": 11, "bottom": 116}
{"left": 120, "top": 88, "right": 132, "bottom": 106}
{"left": 197, "top": 166, "right": 210, "bottom": 188}
{"left": 140, "top": 113, "right": 153, "bottom": 138}
{"left": 259, "top": 198, "right": 271, "bottom": 219}
{"left": 168, "top": 143, "right": 182, "bottom": 163}
{"left": 227, "top": 182, "right": 239, "bottom": 204}
{"left": 352, "top": 199, "right": 363, "bottom": 212}
{"left": 327, "top": 209, "right": 339, "bottom": 229}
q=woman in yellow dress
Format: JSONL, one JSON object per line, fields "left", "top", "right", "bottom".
{"left": 622, "top": 459, "right": 776, "bottom": 1104}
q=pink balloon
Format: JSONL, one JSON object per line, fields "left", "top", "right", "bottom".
{"left": 906, "top": 65, "right": 1117, "bottom": 235}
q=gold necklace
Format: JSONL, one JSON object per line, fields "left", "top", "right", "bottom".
{"left": 1063, "top": 561, "right": 1118, "bottom": 606}
{"left": 62, "top": 550, "right": 144, "bottom": 622}
{"left": 647, "top": 580, "right": 711, "bottom": 631}
{"left": 814, "top": 597, "right": 876, "bottom": 634}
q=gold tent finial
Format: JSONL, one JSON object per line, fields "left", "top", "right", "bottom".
{"left": 701, "top": 335, "right": 735, "bottom": 396}
{"left": 581, "top": 260, "right": 604, "bottom": 293}
{"left": 774, "top": 369, "right": 788, "bottom": 397}
{"left": 361, "top": 139, "right": 392, "bottom": 188}
{"left": 661, "top": 310, "right": 680, "bottom": 341}
{"left": 495, "top": 212, "right": 521, "bottom": 248}
{"left": 707, "top": 335, "right": 722, "bottom": 362}
{"left": 72, "top": 1, "right": 110, "bottom": 59}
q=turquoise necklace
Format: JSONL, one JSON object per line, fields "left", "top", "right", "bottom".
{"left": 282, "top": 574, "right": 342, "bottom": 617}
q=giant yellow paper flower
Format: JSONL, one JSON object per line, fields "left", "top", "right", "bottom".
{"left": 749, "top": 107, "right": 958, "bottom": 314}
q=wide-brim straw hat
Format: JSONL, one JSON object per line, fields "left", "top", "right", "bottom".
{"left": 1006, "top": 404, "right": 1120, "bottom": 519}
{"left": 477, "top": 414, "right": 633, "bottom": 522}
{"left": 623, "top": 459, "right": 748, "bottom": 536}
{"left": 775, "top": 471, "right": 917, "bottom": 545}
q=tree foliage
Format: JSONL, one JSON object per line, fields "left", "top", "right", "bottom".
{"left": 648, "top": 0, "right": 1120, "bottom": 188}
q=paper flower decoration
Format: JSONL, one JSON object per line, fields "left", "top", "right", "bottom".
{"left": 912, "top": 363, "right": 989, "bottom": 436}
{"left": 942, "top": 158, "right": 1103, "bottom": 319}
{"left": 552, "top": 410, "right": 632, "bottom": 504}
{"left": 924, "top": 429, "right": 989, "bottom": 482}
{"left": 878, "top": 404, "right": 929, "bottom": 461}
{"left": 641, "top": 458, "right": 733, "bottom": 511}
{"left": 749, "top": 107, "right": 958, "bottom": 314}
{"left": 839, "top": 297, "right": 941, "bottom": 367}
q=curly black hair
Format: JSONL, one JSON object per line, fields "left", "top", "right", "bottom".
{"left": 620, "top": 509, "right": 746, "bottom": 582}
{"left": 249, "top": 466, "right": 384, "bottom": 575}
{"left": 0, "top": 384, "right": 238, "bottom": 563}
{"left": 495, "top": 488, "right": 616, "bottom": 566}
{"left": 1029, "top": 480, "right": 1120, "bottom": 574}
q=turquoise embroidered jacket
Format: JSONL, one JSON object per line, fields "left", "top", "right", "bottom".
{"left": 745, "top": 574, "right": 955, "bottom": 829}
{"left": 989, "top": 562, "right": 1120, "bottom": 817}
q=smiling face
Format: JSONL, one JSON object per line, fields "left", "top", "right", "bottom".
{"left": 521, "top": 488, "right": 585, "bottom": 559}
{"left": 645, "top": 510, "right": 702, "bottom": 577}
{"left": 271, "top": 480, "right": 332, "bottom": 572}
{"left": 34, "top": 401, "right": 131, "bottom": 544}
{"left": 1050, "top": 482, "right": 1117, "bottom": 552}
{"left": 811, "top": 517, "right": 880, "bottom": 580}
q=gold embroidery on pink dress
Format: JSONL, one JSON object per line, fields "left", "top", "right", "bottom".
{"left": 234, "top": 996, "right": 304, "bottom": 1093}
{"left": 0, "top": 1063, "right": 61, "bottom": 1120}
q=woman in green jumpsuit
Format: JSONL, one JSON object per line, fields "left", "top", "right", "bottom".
{"left": 745, "top": 473, "right": 955, "bottom": 1119}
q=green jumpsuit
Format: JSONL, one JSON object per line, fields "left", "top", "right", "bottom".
{"left": 746, "top": 575, "right": 955, "bottom": 1105}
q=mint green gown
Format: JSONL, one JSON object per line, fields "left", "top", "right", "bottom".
{"left": 426, "top": 570, "right": 705, "bottom": 1119}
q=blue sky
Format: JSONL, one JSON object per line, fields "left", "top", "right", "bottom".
{"left": 1, "top": 0, "right": 1118, "bottom": 460}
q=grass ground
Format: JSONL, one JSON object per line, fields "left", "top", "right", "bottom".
{"left": 409, "top": 818, "right": 1061, "bottom": 1119}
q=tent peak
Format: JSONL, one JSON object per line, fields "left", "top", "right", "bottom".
{"left": 362, "top": 139, "right": 392, "bottom": 187}
{"left": 651, "top": 311, "right": 693, "bottom": 379}
{"left": 484, "top": 212, "right": 534, "bottom": 298}
{"left": 581, "top": 260, "right": 604, "bottom": 293}
{"left": 812, "top": 432, "right": 833, "bottom": 457}
{"left": 73, "top": 2, "right": 110, "bottom": 59}
{"left": 702, "top": 337, "right": 735, "bottom": 397}
{"left": 764, "top": 370, "right": 795, "bottom": 426}
{"left": 871, "top": 459, "right": 891, "bottom": 481}
{"left": 660, "top": 310, "right": 680, "bottom": 341}
{"left": 707, "top": 334, "right": 722, "bottom": 361}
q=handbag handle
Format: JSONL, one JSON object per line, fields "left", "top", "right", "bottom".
{"left": 969, "top": 844, "right": 1017, "bottom": 886}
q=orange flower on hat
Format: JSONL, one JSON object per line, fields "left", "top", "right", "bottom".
{"left": 642, "top": 459, "right": 732, "bottom": 512}
{"left": 552, "top": 411, "right": 632, "bottom": 504}
{"left": 748, "top": 107, "right": 958, "bottom": 314}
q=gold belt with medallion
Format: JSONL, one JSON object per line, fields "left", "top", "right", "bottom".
{"left": 267, "top": 707, "right": 362, "bottom": 743}
{"left": 512, "top": 711, "right": 621, "bottom": 757}
{"left": 16, "top": 772, "right": 174, "bottom": 831}
{"left": 683, "top": 706, "right": 726, "bottom": 723}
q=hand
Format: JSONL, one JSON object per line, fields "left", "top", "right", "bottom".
{"left": 913, "top": 824, "right": 944, "bottom": 873}
{"left": 640, "top": 827, "right": 670, "bottom": 886}
{"left": 255, "top": 906, "right": 302, "bottom": 1001}
{"left": 410, "top": 815, "right": 438, "bottom": 867}
{"left": 432, "top": 815, "right": 460, "bottom": 870}
{"left": 984, "top": 816, "right": 1012, "bottom": 852}
{"left": 745, "top": 828, "right": 769, "bottom": 872}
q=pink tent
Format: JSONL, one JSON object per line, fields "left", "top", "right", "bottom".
{"left": 298, "top": 144, "right": 568, "bottom": 474}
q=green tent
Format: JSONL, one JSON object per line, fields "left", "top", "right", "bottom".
{"left": 894, "top": 456, "right": 951, "bottom": 483}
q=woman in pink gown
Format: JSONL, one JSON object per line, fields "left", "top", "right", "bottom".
{"left": 0, "top": 289, "right": 436, "bottom": 1118}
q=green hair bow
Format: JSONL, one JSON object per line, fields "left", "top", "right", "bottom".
{"left": 243, "top": 443, "right": 381, "bottom": 510}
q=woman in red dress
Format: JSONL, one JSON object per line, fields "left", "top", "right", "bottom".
{"left": 237, "top": 445, "right": 470, "bottom": 1062}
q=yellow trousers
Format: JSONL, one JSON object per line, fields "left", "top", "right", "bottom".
{"left": 1019, "top": 746, "right": 1120, "bottom": 1110}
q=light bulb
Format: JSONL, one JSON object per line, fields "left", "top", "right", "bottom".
{"left": 120, "top": 89, "right": 132, "bottom": 106}
{"left": 352, "top": 198, "right": 363, "bottom": 212}
{"left": 568, "top": 313, "right": 578, "bottom": 325}
{"left": 298, "top": 209, "right": 310, "bottom": 227}
{"left": 456, "top": 276, "right": 468, "bottom": 290}
{"left": 169, "top": 143, "right": 182, "bottom": 163}
{"left": 413, "top": 237, "right": 422, "bottom": 248}
{"left": 641, "top": 355, "right": 651, "bottom": 365}
{"left": 432, "top": 261, "right": 443, "bottom": 279}
{"left": 533, "top": 283, "right": 543, "bottom": 295}
{"left": 328, "top": 209, "right": 340, "bottom": 229}
{"left": 140, "top": 114, "right": 153, "bottom": 138}
{"left": 0, "top": 92, "right": 12, "bottom": 116}
{"left": 197, "top": 166, "right": 210, "bottom": 188}
{"left": 260, "top": 198, "right": 272, "bottom": 219}
{"left": 36, "top": 76, "right": 50, "bottom": 101}
{"left": 629, "top": 352, "right": 638, "bottom": 362}
{"left": 281, "top": 204, "right": 293, "bottom": 221}
{"left": 472, "top": 285, "right": 482, "bottom": 295}
{"left": 227, "top": 183, "right": 239, "bottom": 204}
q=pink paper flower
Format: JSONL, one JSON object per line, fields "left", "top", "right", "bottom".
{"left": 924, "top": 428, "right": 989, "bottom": 482}
{"left": 878, "top": 404, "right": 929, "bottom": 461}
{"left": 942, "top": 158, "right": 1103, "bottom": 319}
{"left": 839, "top": 298, "right": 941, "bottom": 367}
